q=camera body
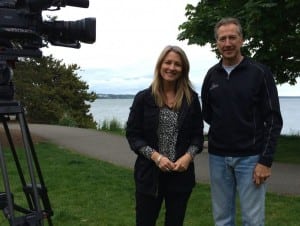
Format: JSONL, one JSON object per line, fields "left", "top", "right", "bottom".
{"left": 0, "top": 0, "right": 96, "bottom": 100}
{"left": 0, "top": 0, "right": 96, "bottom": 59}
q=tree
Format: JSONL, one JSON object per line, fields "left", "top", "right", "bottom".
{"left": 13, "top": 55, "right": 97, "bottom": 129}
{"left": 178, "top": 0, "right": 300, "bottom": 85}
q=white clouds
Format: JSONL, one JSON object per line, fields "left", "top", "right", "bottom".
{"left": 43, "top": 0, "right": 300, "bottom": 96}
{"left": 42, "top": 0, "right": 198, "bottom": 68}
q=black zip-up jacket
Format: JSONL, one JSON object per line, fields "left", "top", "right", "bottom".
{"left": 126, "top": 87, "right": 204, "bottom": 196}
{"left": 201, "top": 57, "right": 282, "bottom": 167}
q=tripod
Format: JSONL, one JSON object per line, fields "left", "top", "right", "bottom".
{"left": 0, "top": 100, "right": 53, "bottom": 226}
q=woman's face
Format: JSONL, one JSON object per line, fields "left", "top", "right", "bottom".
{"left": 160, "top": 51, "right": 183, "bottom": 84}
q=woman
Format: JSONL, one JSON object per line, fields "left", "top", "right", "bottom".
{"left": 126, "top": 45, "right": 204, "bottom": 226}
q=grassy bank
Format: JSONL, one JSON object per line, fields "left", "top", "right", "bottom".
{"left": 0, "top": 143, "right": 299, "bottom": 226}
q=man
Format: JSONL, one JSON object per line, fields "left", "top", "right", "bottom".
{"left": 201, "top": 17, "right": 283, "bottom": 226}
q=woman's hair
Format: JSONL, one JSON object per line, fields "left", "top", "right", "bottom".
{"left": 214, "top": 17, "right": 243, "bottom": 40}
{"left": 151, "top": 45, "right": 193, "bottom": 110}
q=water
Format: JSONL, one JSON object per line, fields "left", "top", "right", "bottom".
{"left": 89, "top": 97, "right": 300, "bottom": 135}
{"left": 278, "top": 97, "right": 300, "bottom": 135}
{"left": 90, "top": 99, "right": 133, "bottom": 128}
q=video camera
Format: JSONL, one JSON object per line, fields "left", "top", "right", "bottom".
{"left": 0, "top": 0, "right": 96, "bottom": 100}
{"left": 0, "top": 0, "right": 96, "bottom": 60}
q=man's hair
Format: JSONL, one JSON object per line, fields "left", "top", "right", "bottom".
{"left": 214, "top": 17, "right": 243, "bottom": 40}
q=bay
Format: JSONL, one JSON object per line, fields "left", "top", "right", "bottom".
{"left": 89, "top": 97, "right": 300, "bottom": 135}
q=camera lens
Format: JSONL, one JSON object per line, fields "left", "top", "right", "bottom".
{"left": 64, "top": 17, "right": 96, "bottom": 43}
{"left": 43, "top": 17, "right": 96, "bottom": 44}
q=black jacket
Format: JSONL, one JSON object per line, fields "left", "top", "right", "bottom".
{"left": 201, "top": 57, "right": 283, "bottom": 167}
{"left": 126, "top": 87, "right": 204, "bottom": 196}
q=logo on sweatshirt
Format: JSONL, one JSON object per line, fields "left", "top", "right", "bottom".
{"left": 209, "top": 83, "right": 219, "bottom": 91}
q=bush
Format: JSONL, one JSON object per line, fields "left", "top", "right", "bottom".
{"left": 58, "top": 113, "right": 78, "bottom": 127}
{"left": 99, "top": 118, "right": 125, "bottom": 135}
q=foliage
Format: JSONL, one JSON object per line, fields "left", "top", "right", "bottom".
{"left": 13, "top": 55, "right": 97, "bottom": 128}
{"left": 58, "top": 113, "right": 78, "bottom": 127}
{"left": 99, "top": 118, "right": 125, "bottom": 135}
{"left": 178, "top": 0, "right": 300, "bottom": 85}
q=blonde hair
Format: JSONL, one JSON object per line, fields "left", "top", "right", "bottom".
{"left": 151, "top": 45, "right": 193, "bottom": 110}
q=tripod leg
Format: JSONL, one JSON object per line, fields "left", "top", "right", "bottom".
{"left": 17, "top": 114, "right": 43, "bottom": 223}
{"left": 17, "top": 113, "right": 53, "bottom": 226}
{"left": 2, "top": 119, "right": 34, "bottom": 210}
{"left": 20, "top": 117, "right": 53, "bottom": 221}
{"left": 0, "top": 137, "right": 17, "bottom": 225}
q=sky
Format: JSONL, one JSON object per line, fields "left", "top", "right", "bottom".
{"left": 42, "top": 0, "right": 300, "bottom": 96}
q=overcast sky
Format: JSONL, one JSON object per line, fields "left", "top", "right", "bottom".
{"left": 42, "top": 0, "right": 300, "bottom": 96}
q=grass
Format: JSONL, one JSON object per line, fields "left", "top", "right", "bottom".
{"left": 0, "top": 142, "right": 299, "bottom": 226}
{"left": 275, "top": 134, "right": 300, "bottom": 164}
{"left": 98, "top": 118, "right": 125, "bottom": 136}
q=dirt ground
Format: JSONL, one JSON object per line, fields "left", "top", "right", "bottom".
{"left": 0, "top": 126, "right": 45, "bottom": 148}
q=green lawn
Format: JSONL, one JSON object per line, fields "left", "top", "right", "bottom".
{"left": 0, "top": 141, "right": 299, "bottom": 225}
{"left": 275, "top": 135, "right": 300, "bottom": 164}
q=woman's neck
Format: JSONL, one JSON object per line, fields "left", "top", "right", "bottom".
{"left": 163, "top": 85, "right": 176, "bottom": 108}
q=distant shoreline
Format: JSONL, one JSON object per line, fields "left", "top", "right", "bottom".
{"left": 96, "top": 94, "right": 135, "bottom": 99}
{"left": 96, "top": 94, "right": 300, "bottom": 99}
{"left": 279, "top": 96, "right": 300, "bottom": 98}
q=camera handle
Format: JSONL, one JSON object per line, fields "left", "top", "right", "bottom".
{"left": 0, "top": 101, "right": 53, "bottom": 226}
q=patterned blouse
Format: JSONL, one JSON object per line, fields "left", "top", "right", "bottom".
{"left": 139, "top": 106, "right": 198, "bottom": 161}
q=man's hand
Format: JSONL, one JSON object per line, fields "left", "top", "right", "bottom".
{"left": 253, "top": 163, "right": 271, "bottom": 185}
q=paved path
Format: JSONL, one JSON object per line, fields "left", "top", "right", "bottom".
{"left": 9, "top": 123, "right": 300, "bottom": 196}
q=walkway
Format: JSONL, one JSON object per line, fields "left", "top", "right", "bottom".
{"left": 8, "top": 123, "right": 300, "bottom": 196}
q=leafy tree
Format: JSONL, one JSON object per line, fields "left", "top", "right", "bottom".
{"left": 13, "top": 55, "right": 97, "bottom": 129}
{"left": 178, "top": 0, "right": 300, "bottom": 85}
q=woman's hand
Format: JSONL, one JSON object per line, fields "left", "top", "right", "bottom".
{"left": 151, "top": 152, "right": 175, "bottom": 172}
{"left": 173, "top": 153, "right": 193, "bottom": 172}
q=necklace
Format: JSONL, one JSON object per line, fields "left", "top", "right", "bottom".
{"left": 165, "top": 94, "right": 175, "bottom": 108}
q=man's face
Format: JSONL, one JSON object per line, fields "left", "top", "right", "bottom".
{"left": 216, "top": 23, "right": 244, "bottom": 65}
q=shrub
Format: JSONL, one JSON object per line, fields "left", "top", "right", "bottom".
{"left": 99, "top": 118, "right": 125, "bottom": 135}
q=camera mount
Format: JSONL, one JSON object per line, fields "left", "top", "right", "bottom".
{"left": 0, "top": 100, "right": 53, "bottom": 226}
{"left": 0, "top": 0, "right": 96, "bottom": 225}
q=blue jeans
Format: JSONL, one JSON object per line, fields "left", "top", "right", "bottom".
{"left": 209, "top": 154, "right": 266, "bottom": 226}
